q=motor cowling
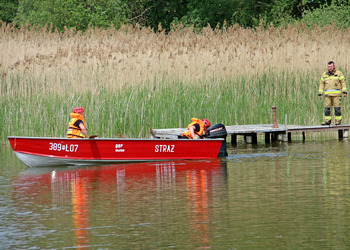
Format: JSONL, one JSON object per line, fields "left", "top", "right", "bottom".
{"left": 206, "top": 123, "right": 228, "bottom": 157}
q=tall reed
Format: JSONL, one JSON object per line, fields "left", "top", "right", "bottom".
{"left": 1, "top": 74, "right": 327, "bottom": 141}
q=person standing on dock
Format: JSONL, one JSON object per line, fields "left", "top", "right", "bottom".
{"left": 67, "top": 107, "right": 89, "bottom": 138}
{"left": 318, "top": 61, "right": 347, "bottom": 125}
{"left": 180, "top": 118, "right": 211, "bottom": 139}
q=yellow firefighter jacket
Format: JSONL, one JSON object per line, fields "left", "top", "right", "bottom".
{"left": 319, "top": 69, "right": 347, "bottom": 97}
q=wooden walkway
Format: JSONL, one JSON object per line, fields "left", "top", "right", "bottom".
{"left": 226, "top": 124, "right": 350, "bottom": 144}
{"left": 151, "top": 124, "right": 350, "bottom": 145}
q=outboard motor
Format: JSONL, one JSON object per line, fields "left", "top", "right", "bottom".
{"left": 206, "top": 123, "right": 228, "bottom": 157}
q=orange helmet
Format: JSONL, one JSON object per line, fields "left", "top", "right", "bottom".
{"left": 202, "top": 118, "right": 211, "bottom": 128}
{"left": 73, "top": 107, "right": 84, "bottom": 115}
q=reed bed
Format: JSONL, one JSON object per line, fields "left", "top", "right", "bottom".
{"left": 1, "top": 23, "right": 350, "bottom": 141}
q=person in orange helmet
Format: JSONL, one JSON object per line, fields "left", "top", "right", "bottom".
{"left": 180, "top": 118, "right": 211, "bottom": 139}
{"left": 67, "top": 107, "right": 89, "bottom": 138}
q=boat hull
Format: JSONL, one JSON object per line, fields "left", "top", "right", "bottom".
{"left": 8, "top": 136, "right": 225, "bottom": 167}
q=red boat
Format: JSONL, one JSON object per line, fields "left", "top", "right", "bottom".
{"left": 8, "top": 136, "right": 227, "bottom": 168}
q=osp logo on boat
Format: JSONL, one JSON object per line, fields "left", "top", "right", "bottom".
{"left": 115, "top": 144, "right": 125, "bottom": 152}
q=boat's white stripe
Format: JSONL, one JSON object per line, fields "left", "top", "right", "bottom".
{"left": 14, "top": 152, "right": 150, "bottom": 168}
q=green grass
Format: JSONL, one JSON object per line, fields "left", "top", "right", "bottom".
{"left": 1, "top": 69, "right": 335, "bottom": 142}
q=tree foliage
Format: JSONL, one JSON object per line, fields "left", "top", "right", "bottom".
{"left": 302, "top": 1, "right": 350, "bottom": 28}
{"left": 178, "top": 0, "right": 236, "bottom": 29}
{"left": 0, "top": 0, "right": 349, "bottom": 31}
{"left": 0, "top": 0, "right": 19, "bottom": 23}
{"left": 14, "top": 0, "right": 128, "bottom": 31}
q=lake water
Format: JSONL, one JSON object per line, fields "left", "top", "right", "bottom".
{"left": 1, "top": 137, "right": 350, "bottom": 249}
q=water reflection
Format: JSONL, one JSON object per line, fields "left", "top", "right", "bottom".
{"left": 187, "top": 168, "right": 210, "bottom": 247}
{"left": 13, "top": 160, "right": 227, "bottom": 248}
{"left": 71, "top": 175, "right": 90, "bottom": 249}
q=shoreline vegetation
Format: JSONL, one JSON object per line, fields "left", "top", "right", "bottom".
{"left": 1, "top": 23, "right": 350, "bottom": 142}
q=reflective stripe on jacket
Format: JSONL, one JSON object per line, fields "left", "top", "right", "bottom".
{"left": 319, "top": 69, "right": 347, "bottom": 97}
{"left": 67, "top": 113, "right": 87, "bottom": 138}
{"left": 324, "top": 89, "right": 341, "bottom": 94}
{"left": 181, "top": 118, "right": 204, "bottom": 139}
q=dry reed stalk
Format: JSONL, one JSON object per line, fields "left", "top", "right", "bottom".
{"left": 1, "top": 23, "right": 350, "bottom": 98}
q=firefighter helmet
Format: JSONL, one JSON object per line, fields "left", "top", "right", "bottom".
{"left": 73, "top": 107, "right": 84, "bottom": 115}
{"left": 202, "top": 118, "right": 211, "bottom": 128}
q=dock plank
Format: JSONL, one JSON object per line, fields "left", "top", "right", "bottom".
{"left": 225, "top": 124, "right": 286, "bottom": 134}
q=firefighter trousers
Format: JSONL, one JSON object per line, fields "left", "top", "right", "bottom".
{"left": 324, "top": 96, "right": 342, "bottom": 123}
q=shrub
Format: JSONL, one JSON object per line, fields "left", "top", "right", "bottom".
{"left": 302, "top": 3, "right": 350, "bottom": 29}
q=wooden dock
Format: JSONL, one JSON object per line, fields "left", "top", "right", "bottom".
{"left": 150, "top": 106, "right": 350, "bottom": 145}
{"left": 151, "top": 124, "right": 350, "bottom": 145}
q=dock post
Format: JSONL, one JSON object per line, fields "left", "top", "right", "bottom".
{"left": 284, "top": 115, "right": 291, "bottom": 142}
{"left": 252, "top": 133, "right": 257, "bottom": 144}
{"left": 272, "top": 106, "right": 278, "bottom": 128}
{"left": 231, "top": 134, "right": 237, "bottom": 146}
{"left": 344, "top": 129, "right": 349, "bottom": 138}
{"left": 338, "top": 129, "right": 344, "bottom": 139}
{"left": 302, "top": 132, "right": 305, "bottom": 141}
{"left": 265, "top": 132, "right": 271, "bottom": 143}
